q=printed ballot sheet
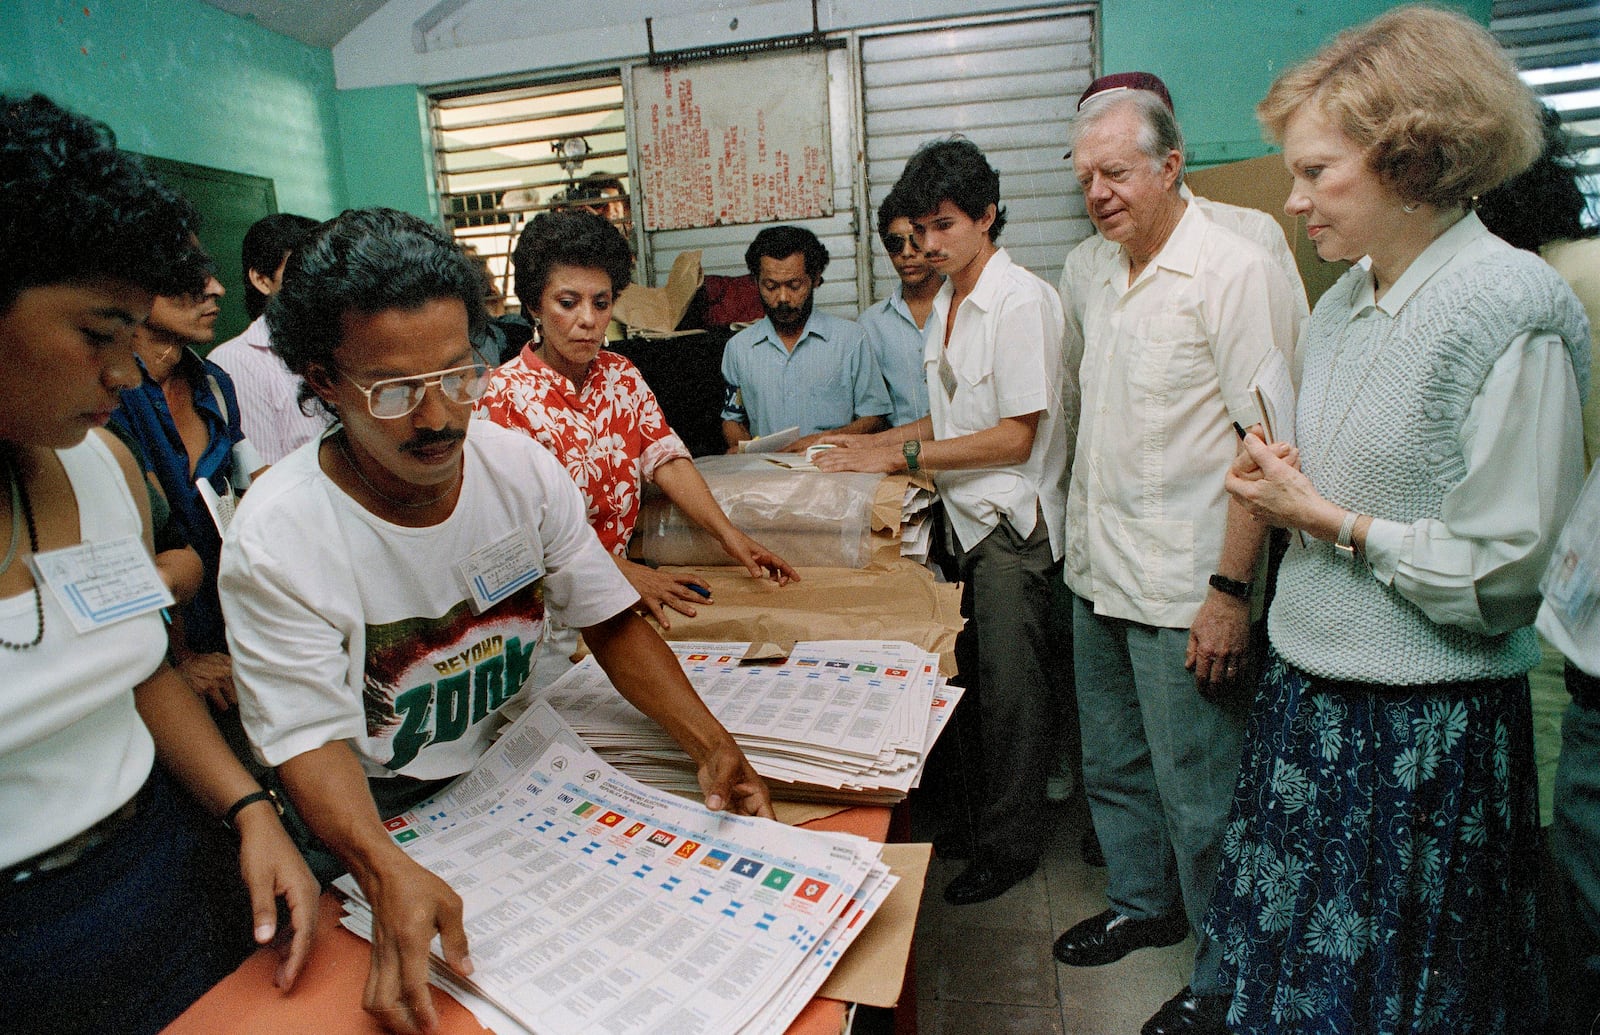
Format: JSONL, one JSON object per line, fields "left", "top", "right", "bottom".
{"left": 337, "top": 702, "right": 893, "bottom": 1035}
{"left": 545, "top": 640, "right": 961, "bottom": 804}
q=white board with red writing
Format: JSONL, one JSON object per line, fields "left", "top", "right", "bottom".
{"left": 633, "top": 50, "right": 834, "bottom": 232}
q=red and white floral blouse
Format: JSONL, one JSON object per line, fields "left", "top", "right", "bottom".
{"left": 476, "top": 347, "right": 691, "bottom": 556}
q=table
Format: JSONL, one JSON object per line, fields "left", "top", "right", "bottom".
{"left": 164, "top": 807, "right": 903, "bottom": 1035}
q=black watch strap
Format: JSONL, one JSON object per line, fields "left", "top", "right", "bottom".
{"left": 224, "top": 788, "right": 283, "bottom": 830}
{"left": 1208, "top": 573, "right": 1252, "bottom": 600}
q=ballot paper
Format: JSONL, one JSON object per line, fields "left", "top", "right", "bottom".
{"left": 336, "top": 701, "right": 895, "bottom": 1035}
{"left": 737, "top": 425, "right": 802, "bottom": 453}
{"left": 545, "top": 640, "right": 962, "bottom": 805}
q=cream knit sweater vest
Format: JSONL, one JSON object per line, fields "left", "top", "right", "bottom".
{"left": 1269, "top": 243, "right": 1590, "bottom": 684}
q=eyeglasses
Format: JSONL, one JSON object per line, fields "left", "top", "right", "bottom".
{"left": 341, "top": 360, "right": 491, "bottom": 419}
{"left": 881, "top": 233, "right": 922, "bottom": 256}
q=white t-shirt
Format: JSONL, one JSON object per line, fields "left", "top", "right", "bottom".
{"left": 0, "top": 434, "right": 165, "bottom": 867}
{"left": 221, "top": 421, "right": 638, "bottom": 780}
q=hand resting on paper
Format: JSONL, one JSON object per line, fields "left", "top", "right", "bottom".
{"left": 618, "top": 556, "right": 710, "bottom": 630}
{"left": 697, "top": 737, "right": 777, "bottom": 819}
{"left": 359, "top": 851, "right": 471, "bottom": 1035}
{"left": 714, "top": 527, "right": 797, "bottom": 586}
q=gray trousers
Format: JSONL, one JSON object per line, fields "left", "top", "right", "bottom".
{"left": 948, "top": 510, "right": 1062, "bottom": 864}
{"left": 1071, "top": 593, "right": 1244, "bottom": 996}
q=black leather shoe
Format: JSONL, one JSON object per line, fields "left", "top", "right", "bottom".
{"left": 942, "top": 856, "right": 1038, "bottom": 905}
{"left": 1080, "top": 825, "right": 1105, "bottom": 867}
{"left": 1141, "top": 986, "right": 1230, "bottom": 1035}
{"left": 932, "top": 827, "right": 972, "bottom": 861}
{"left": 1052, "top": 908, "right": 1188, "bottom": 966}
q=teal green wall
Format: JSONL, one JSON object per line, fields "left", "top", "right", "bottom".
{"left": 336, "top": 85, "right": 437, "bottom": 219}
{"left": 1103, "top": 0, "right": 1495, "bottom": 168}
{"left": 0, "top": 0, "right": 345, "bottom": 217}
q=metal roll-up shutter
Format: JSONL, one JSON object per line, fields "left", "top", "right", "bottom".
{"left": 647, "top": 46, "right": 863, "bottom": 319}
{"left": 1493, "top": 0, "right": 1600, "bottom": 208}
{"left": 860, "top": 10, "right": 1096, "bottom": 303}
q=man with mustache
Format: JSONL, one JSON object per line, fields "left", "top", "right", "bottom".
{"left": 218, "top": 208, "right": 774, "bottom": 1035}
{"left": 720, "top": 224, "right": 890, "bottom": 454}
{"left": 1052, "top": 81, "right": 1302, "bottom": 1035}
{"left": 814, "top": 138, "right": 1069, "bottom": 907}
{"left": 111, "top": 255, "right": 263, "bottom": 709}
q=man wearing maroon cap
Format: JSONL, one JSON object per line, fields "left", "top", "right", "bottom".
{"left": 1062, "top": 73, "right": 1305, "bottom": 314}
{"left": 1052, "top": 80, "right": 1304, "bottom": 1035}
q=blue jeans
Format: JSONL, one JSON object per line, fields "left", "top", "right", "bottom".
{"left": 1072, "top": 594, "right": 1245, "bottom": 996}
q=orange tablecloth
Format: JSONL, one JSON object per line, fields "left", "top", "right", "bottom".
{"left": 165, "top": 806, "right": 892, "bottom": 1035}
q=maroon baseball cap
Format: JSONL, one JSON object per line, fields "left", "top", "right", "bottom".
{"left": 1066, "top": 72, "right": 1176, "bottom": 158}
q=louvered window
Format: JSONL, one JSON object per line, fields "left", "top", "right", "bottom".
{"left": 431, "top": 75, "right": 631, "bottom": 310}
{"left": 1493, "top": 0, "right": 1600, "bottom": 219}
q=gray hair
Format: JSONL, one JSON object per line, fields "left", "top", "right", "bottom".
{"left": 1070, "top": 90, "right": 1186, "bottom": 181}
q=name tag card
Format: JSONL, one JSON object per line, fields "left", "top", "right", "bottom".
{"left": 458, "top": 526, "right": 544, "bottom": 614}
{"left": 1543, "top": 466, "right": 1600, "bottom": 636}
{"left": 30, "top": 535, "right": 174, "bottom": 634}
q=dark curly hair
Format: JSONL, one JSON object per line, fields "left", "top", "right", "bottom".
{"left": 267, "top": 208, "right": 487, "bottom": 408}
{"left": 0, "top": 94, "right": 209, "bottom": 312}
{"left": 744, "top": 225, "right": 830, "bottom": 281}
{"left": 891, "top": 138, "right": 1007, "bottom": 243}
{"left": 511, "top": 208, "right": 633, "bottom": 314}
{"left": 1477, "top": 105, "right": 1597, "bottom": 253}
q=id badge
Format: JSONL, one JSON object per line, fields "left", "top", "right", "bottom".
{"left": 457, "top": 526, "right": 544, "bottom": 614}
{"left": 1545, "top": 547, "right": 1598, "bottom": 633}
{"left": 30, "top": 535, "right": 174, "bottom": 633}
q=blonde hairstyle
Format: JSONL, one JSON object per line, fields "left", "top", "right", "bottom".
{"left": 1257, "top": 4, "right": 1541, "bottom": 208}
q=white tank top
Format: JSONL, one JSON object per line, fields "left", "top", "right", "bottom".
{"left": 0, "top": 434, "right": 166, "bottom": 867}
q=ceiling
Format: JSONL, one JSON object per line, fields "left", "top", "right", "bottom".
{"left": 196, "top": 0, "right": 392, "bottom": 49}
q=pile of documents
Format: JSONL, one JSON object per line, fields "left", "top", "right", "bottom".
{"left": 337, "top": 701, "right": 897, "bottom": 1035}
{"left": 544, "top": 640, "right": 962, "bottom": 805}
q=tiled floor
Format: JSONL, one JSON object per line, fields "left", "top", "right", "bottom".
{"left": 907, "top": 794, "right": 1196, "bottom": 1035}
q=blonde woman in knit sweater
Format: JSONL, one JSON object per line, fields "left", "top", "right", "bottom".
{"left": 1211, "top": 8, "right": 1589, "bottom": 1033}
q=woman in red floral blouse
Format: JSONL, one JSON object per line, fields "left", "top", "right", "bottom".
{"left": 478, "top": 209, "right": 795, "bottom": 631}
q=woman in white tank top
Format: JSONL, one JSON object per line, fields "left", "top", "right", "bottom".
{"left": 0, "top": 94, "right": 318, "bottom": 1035}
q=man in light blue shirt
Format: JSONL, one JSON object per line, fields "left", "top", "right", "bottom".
{"left": 720, "top": 225, "right": 890, "bottom": 452}
{"left": 858, "top": 194, "right": 943, "bottom": 427}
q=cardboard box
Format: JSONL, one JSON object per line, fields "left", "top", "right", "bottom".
{"left": 1188, "top": 154, "right": 1351, "bottom": 308}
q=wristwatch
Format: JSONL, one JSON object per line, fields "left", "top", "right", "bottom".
{"left": 224, "top": 787, "right": 284, "bottom": 831}
{"left": 1334, "top": 510, "right": 1361, "bottom": 559}
{"left": 1208, "top": 573, "right": 1252, "bottom": 600}
{"left": 902, "top": 440, "right": 922, "bottom": 473}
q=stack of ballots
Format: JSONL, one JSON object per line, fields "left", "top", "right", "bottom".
{"left": 542, "top": 640, "right": 962, "bottom": 806}
{"left": 336, "top": 700, "right": 898, "bottom": 1035}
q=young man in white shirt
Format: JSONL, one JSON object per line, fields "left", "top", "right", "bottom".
{"left": 817, "top": 138, "right": 1069, "bottom": 907}
{"left": 220, "top": 208, "right": 773, "bottom": 1035}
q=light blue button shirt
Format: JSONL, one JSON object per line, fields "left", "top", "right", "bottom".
{"left": 858, "top": 288, "right": 932, "bottom": 428}
{"left": 720, "top": 310, "right": 891, "bottom": 437}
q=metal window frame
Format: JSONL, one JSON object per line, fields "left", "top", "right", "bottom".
{"left": 848, "top": 4, "right": 1099, "bottom": 306}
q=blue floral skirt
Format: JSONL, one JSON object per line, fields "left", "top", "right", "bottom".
{"left": 1204, "top": 650, "right": 1546, "bottom": 1034}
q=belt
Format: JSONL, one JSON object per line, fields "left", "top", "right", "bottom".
{"left": 1570, "top": 662, "right": 1600, "bottom": 712}
{"left": 3, "top": 779, "right": 150, "bottom": 884}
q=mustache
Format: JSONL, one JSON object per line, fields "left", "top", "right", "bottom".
{"left": 401, "top": 428, "right": 466, "bottom": 454}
